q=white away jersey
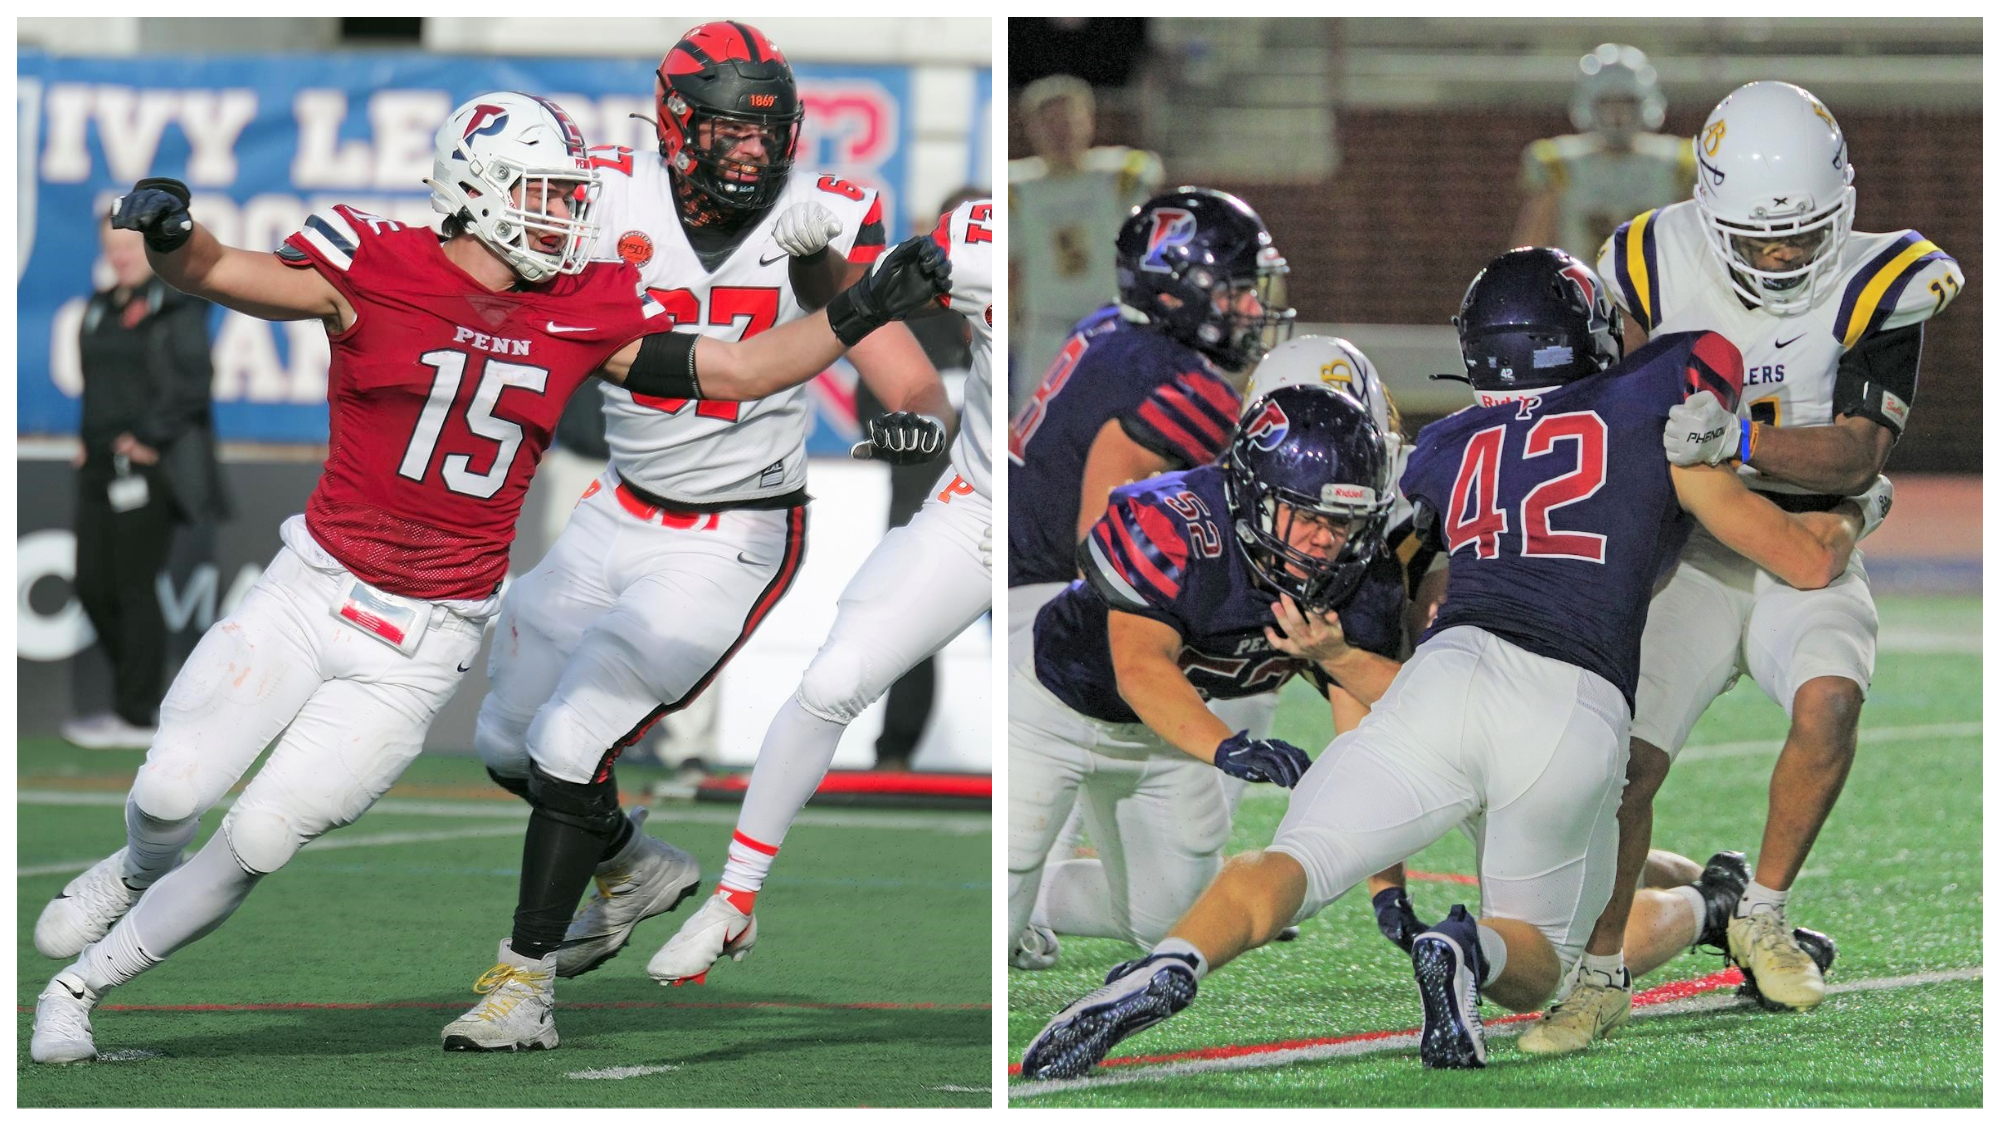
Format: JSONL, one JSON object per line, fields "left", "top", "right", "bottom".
{"left": 1519, "top": 131, "right": 1693, "bottom": 263}
{"left": 934, "top": 198, "right": 996, "bottom": 498}
{"left": 587, "top": 146, "right": 887, "bottom": 504}
{"left": 1600, "top": 199, "right": 1962, "bottom": 495}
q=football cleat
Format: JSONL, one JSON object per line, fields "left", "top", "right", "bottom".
{"left": 1010, "top": 924, "right": 1061, "bottom": 971}
{"left": 441, "top": 940, "right": 559, "bottom": 1052}
{"left": 1411, "top": 904, "right": 1488, "bottom": 1069}
{"left": 1690, "top": 851, "right": 1750, "bottom": 954}
{"left": 1517, "top": 965, "right": 1632, "bottom": 1056}
{"left": 1728, "top": 909, "right": 1826, "bottom": 1011}
{"left": 1019, "top": 952, "right": 1199, "bottom": 1080}
{"left": 30, "top": 970, "right": 101, "bottom": 1064}
{"left": 556, "top": 807, "right": 702, "bottom": 978}
{"left": 36, "top": 849, "right": 146, "bottom": 959}
{"left": 1738, "top": 924, "right": 1837, "bottom": 1011}
{"left": 646, "top": 891, "right": 757, "bottom": 986}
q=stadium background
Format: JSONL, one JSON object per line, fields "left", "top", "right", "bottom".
{"left": 1009, "top": 16, "right": 1980, "bottom": 590}
{"left": 17, "top": 16, "right": 995, "bottom": 771}
{"left": 1007, "top": 17, "right": 1980, "bottom": 1106}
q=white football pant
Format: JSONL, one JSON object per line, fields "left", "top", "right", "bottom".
{"left": 1269, "top": 625, "right": 1629, "bottom": 976}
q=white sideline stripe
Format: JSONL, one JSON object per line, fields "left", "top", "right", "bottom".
{"left": 929, "top": 1085, "right": 991, "bottom": 1092}
{"left": 1009, "top": 966, "right": 1983, "bottom": 1100}
{"left": 1876, "top": 627, "right": 1980, "bottom": 654}
{"left": 1677, "top": 721, "right": 1981, "bottom": 763}
{"left": 566, "top": 1064, "right": 680, "bottom": 1080}
{"left": 18, "top": 796, "right": 986, "bottom": 879}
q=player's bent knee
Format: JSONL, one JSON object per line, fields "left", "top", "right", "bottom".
{"left": 130, "top": 764, "right": 200, "bottom": 825}
{"left": 795, "top": 651, "right": 889, "bottom": 727}
{"left": 223, "top": 808, "right": 301, "bottom": 875}
{"left": 1790, "top": 676, "right": 1865, "bottom": 745}
{"left": 473, "top": 705, "right": 532, "bottom": 777}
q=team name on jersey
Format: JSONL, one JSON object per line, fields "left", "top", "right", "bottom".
{"left": 451, "top": 325, "right": 533, "bottom": 357}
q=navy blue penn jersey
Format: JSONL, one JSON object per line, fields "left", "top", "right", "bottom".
{"left": 1032, "top": 465, "right": 1405, "bottom": 725}
{"left": 1402, "top": 330, "right": 1745, "bottom": 709}
{"left": 1007, "top": 306, "right": 1242, "bottom": 588}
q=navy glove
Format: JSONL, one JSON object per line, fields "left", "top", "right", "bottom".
{"left": 825, "top": 234, "right": 951, "bottom": 346}
{"left": 852, "top": 411, "right": 947, "bottom": 465}
{"left": 1372, "top": 886, "right": 1428, "bottom": 954}
{"left": 1212, "top": 730, "right": 1312, "bottom": 788}
{"left": 110, "top": 177, "right": 194, "bottom": 253}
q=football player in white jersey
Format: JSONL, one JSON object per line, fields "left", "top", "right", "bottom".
{"left": 1518, "top": 80, "right": 1963, "bottom": 1054}
{"left": 647, "top": 198, "right": 994, "bottom": 986}
{"left": 1008, "top": 74, "right": 1164, "bottom": 414}
{"left": 1515, "top": 43, "right": 1694, "bottom": 263}
{"left": 446, "top": 23, "right": 952, "bottom": 1051}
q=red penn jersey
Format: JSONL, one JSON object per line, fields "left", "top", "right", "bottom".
{"left": 279, "top": 205, "right": 672, "bottom": 600}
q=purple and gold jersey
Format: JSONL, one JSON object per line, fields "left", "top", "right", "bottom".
{"left": 1401, "top": 330, "right": 1744, "bottom": 709}
{"left": 1032, "top": 465, "right": 1405, "bottom": 725}
{"left": 1007, "top": 308, "right": 1242, "bottom": 588}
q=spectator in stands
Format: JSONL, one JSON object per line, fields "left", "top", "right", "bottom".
{"left": 1514, "top": 43, "right": 1693, "bottom": 262}
{"left": 62, "top": 216, "right": 225, "bottom": 750}
{"left": 1008, "top": 75, "right": 1163, "bottom": 414}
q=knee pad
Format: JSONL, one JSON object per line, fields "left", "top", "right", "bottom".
{"left": 526, "top": 762, "right": 624, "bottom": 841}
{"left": 130, "top": 763, "right": 200, "bottom": 824}
{"left": 474, "top": 700, "right": 532, "bottom": 778}
{"left": 796, "top": 646, "right": 889, "bottom": 726}
{"left": 223, "top": 808, "right": 301, "bottom": 875}
{"left": 486, "top": 766, "right": 534, "bottom": 804}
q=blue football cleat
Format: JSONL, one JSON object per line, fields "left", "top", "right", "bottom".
{"left": 1411, "top": 904, "right": 1489, "bottom": 1069}
{"left": 1019, "top": 952, "right": 1199, "bottom": 1080}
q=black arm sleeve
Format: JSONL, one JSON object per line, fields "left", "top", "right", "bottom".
{"left": 1833, "top": 322, "right": 1922, "bottom": 439}
{"left": 618, "top": 330, "right": 701, "bottom": 399}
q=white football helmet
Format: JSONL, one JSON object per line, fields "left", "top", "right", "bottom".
{"left": 1570, "top": 43, "right": 1666, "bottom": 141}
{"left": 427, "top": 92, "right": 601, "bottom": 284}
{"left": 1245, "top": 334, "right": 1397, "bottom": 438}
{"left": 1693, "top": 81, "right": 1856, "bottom": 316}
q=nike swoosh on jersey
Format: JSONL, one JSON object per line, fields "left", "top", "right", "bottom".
{"left": 759, "top": 251, "right": 788, "bottom": 266}
{"left": 1774, "top": 334, "right": 1805, "bottom": 348}
{"left": 456, "top": 661, "right": 472, "bottom": 673}
{"left": 546, "top": 322, "right": 595, "bottom": 334}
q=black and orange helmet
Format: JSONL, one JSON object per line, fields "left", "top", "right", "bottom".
{"left": 654, "top": 21, "right": 803, "bottom": 214}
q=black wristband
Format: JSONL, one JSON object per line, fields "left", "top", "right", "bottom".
{"left": 825, "top": 284, "right": 882, "bottom": 347}
{"left": 622, "top": 331, "right": 701, "bottom": 399}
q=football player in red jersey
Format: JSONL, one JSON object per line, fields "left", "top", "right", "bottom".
{"left": 29, "top": 90, "right": 947, "bottom": 1065}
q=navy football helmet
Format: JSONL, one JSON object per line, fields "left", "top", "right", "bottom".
{"left": 1115, "top": 187, "right": 1295, "bottom": 371}
{"left": 1445, "top": 247, "right": 1623, "bottom": 402}
{"left": 1223, "top": 385, "right": 1393, "bottom": 611}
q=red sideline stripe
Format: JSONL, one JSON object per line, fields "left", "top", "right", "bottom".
{"left": 700, "top": 770, "right": 992, "bottom": 800}
{"left": 1006, "top": 969, "right": 1744, "bottom": 1076}
{"left": 21, "top": 1000, "right": 989, "bottom": 1014}
{"left": 1407, "top": 869, "right": 1479, "bottom": 886}
{"left": 731, "top": 830, "right": 779, "bottom": 856}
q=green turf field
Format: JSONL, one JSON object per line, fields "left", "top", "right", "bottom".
{"left": 17, "top": 748, "right": 991, "bottom": 1107}
{"left": 1009, "top": 594, "right": 1982, "bottom": 1107}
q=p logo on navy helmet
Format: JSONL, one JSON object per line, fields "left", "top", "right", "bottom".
{"left": 1139, "top": 208, "right": 1198, "bottom": 273}
{"left": 1242, "top": 399, "right": 1290, "bottom": 451}
{"left": 462, "top": 104, "right": 510, "bottom": 142}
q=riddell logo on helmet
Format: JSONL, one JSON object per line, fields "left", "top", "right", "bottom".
{"left": 1140, "top": 209, "right": 1198, "bottom": 273}
{"left": 1242, "top": 400, "right": 1289, "bottom": 450}
{"left": 1324, "top": 483, "right": 1373, "bottom": 505}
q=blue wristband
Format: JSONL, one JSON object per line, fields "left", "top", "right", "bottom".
{"left": 1737, "top": 418, "right": 1754, "bottom": 463}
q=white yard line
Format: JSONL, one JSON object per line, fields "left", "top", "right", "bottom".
{"left": 1010, "top": 966, "right": 1983, "bottom": 1100}
{"left": 1677, "top": 720, "right": 1982, "bottom": 763}
{"left": 566, "top": 1064, "right": 681, "bottom": 1081}
{"left": 19, "top": 793, "right": 985, "bottom": 879}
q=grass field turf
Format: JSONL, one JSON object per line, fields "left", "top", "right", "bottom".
{"left": 17, "top": 748, "right": 990, "bottom": 1107}
{"left": 1008, "top": 595, "right": 1982, "bottom": 1106}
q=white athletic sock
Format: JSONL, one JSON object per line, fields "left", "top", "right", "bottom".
{"left": 1033, "top": 859, "right": 1123, "bottom": 940}
{"left": 123, "top": 796, "right": 198, "bottom": 889}
{"left": 1580, "top": 950, "right": 1628, "bottom": 989}
{"left": 1738, "top": 879, "right": 1789, "bottom": 919}
{"left": 1150, "top": 936, "right": 1210, "bottom": 980}
{"left": 78, "top": 834, "right": 260, "bottom": 992}
{"left": 1669, "top": 883, "right": 1708, "bottom": 935}
{"left": 1476, "top": 924, "right": 1509, "bottom": 985}
{"left": 718, "top": 696, "right": 847, "bottom": 904}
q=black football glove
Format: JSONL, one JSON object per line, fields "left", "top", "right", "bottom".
{"left": 825, "top": 235, "right": 951, "bottom": 346}
{"left": 851, "top": 411, "right": 947, "bottom": 465}
{"left": 1371, "top": 886, "right": 1429, "bottom": 954}
{"left": 110, "top": 177, "right": 194, "bottom": 253}
{"left": 1212, "top": 730, "right": 1312, "bottom": 788}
